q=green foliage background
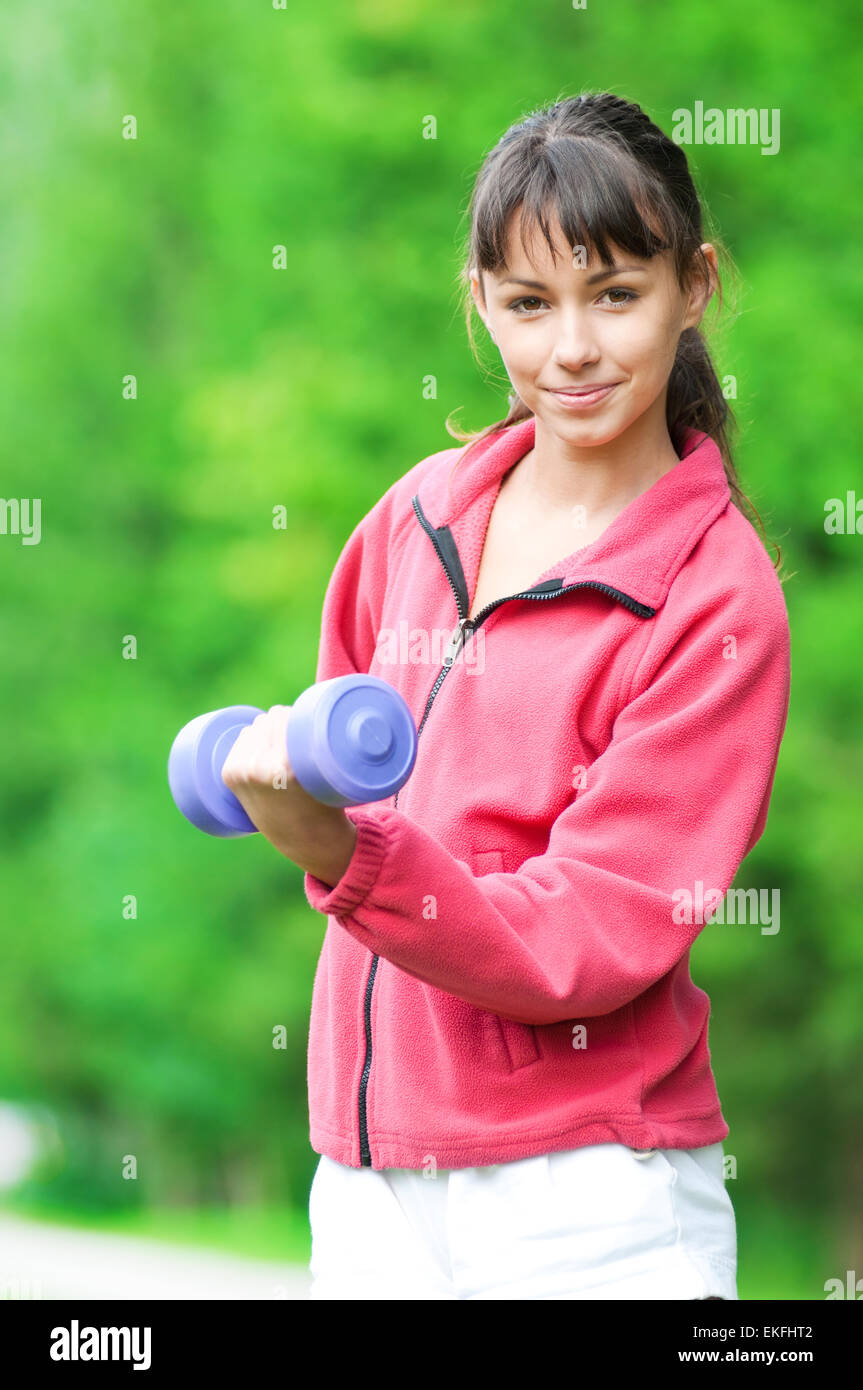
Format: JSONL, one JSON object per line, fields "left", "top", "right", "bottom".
{"left": 0, "top": 0, "right": 860, "bottom": 1296}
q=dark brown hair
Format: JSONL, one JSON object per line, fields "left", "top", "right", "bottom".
{"left": 447, "top": 91, "right": 784, "bottom": 577}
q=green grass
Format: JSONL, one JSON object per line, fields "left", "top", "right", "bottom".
{"left": 0, "top": 1195, "right": 312, "bottom": 1265}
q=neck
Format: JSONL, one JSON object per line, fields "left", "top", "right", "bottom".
{"left": 516, "top": 400, "right": 681, "bottom": 518}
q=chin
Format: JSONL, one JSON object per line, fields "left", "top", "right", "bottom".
{"left": 538, "top": 409, "right": 625, "bottom": 447}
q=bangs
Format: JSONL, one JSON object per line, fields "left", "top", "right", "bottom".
{"left": 473, "top": 134, "right": 688, "bottom": 278}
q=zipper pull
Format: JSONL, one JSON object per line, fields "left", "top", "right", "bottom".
{"left": 444, "top": 616, "right": 474, "bottom": 665}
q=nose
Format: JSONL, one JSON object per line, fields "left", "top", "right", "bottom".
{"left": 550, "top": 307, "right": 601, "bottom": 371}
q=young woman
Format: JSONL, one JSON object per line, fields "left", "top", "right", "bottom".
{"left": 221, "top": 92, "right": 791, "bottom": 1300}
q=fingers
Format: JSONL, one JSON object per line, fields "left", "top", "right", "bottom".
{"left": 221, "top": 705, "right": 293, "bottom": 791}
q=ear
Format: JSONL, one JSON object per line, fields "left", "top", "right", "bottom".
{"left": 682, "top": 243, "right": 718, "bottom": 331}
{"left": 470, "top": 267, "right": 496, "bottom": 341}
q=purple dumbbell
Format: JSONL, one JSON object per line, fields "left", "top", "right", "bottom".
{"left": 168, "top": 674, "right": 417, "bottom": 837}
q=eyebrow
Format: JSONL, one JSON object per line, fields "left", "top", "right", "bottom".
{"left": 498, "top": 265, "right": 649, "bottom": 289}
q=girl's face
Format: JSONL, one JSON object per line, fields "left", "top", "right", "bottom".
{"left": 470, "top": 213, "right": 717, "bottom": 448}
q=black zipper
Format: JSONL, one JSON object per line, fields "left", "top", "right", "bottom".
{"left": 356, "top": 492, "right": 655, "bottom": 1165}
{"left": 357, "top": 954, "right": 378, "bottom": 1165}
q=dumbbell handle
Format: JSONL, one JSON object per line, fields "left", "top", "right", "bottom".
{"left": 168, "top": 675, "right": 417, "bottom": 837}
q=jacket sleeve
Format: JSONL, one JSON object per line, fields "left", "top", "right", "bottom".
{"left": 305, "top": 560, "right": 792, "bottom": 1027}
{"left": 311, "top": 509, "right": 381, "bottom": 685}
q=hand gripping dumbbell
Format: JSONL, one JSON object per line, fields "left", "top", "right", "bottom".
{"left": 168, "top": 674, "right": 417, "bottom": 837}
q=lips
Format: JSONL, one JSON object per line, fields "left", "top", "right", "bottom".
{"left": 545, "top": 383, "right": 620, "bottom": 408}
{"left": 547, "top": 384, "right": 619, "bottom": 395}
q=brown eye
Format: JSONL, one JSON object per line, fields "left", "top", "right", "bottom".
{"left": 509, "top": 296, "right": 545, "bottom": 314}
{"left": 601, "top": 288, "right": 638, "bottom": 307}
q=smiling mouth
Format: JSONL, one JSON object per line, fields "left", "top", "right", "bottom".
{"left": 544, "top": 383, "right": 620, "bottom": 406}
{"left": 546, "top": 382, "right": 620, "bottom": 393}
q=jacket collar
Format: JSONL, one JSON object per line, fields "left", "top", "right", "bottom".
{"left": 414, "top": 415, "right": 732, "bottom": 613}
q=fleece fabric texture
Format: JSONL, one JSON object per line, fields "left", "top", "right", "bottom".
{"left": 302, "top": 415, "right": 791, "bottom": 1170}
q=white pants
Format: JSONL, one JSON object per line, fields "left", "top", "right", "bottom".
{"left": 308, "top": 1141, "right": 738, "bottom": 1300}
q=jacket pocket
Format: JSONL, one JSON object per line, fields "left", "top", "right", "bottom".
{"left": 470, "top": 846, "right": 541, "bottom": 1071}
{"left": 497, "top": 1016, "right": 541, "bottom": 1070}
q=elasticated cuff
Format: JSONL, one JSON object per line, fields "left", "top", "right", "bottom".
{"left": 303, "top": 808, "right": 390, "bottom": 919}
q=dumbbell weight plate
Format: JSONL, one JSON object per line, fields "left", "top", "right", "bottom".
{"left": 286, "top": 675, "right": 417, "bottom": 808}
{"left": 168, "top": 705, "right": 263, "bottom": 837}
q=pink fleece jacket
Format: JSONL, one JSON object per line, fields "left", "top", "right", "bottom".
{"left": 302, "top": 416, "right": 791, "bottom": 1170}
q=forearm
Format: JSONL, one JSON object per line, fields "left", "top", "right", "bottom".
{"left": 279, "top": 809, "right": 358, "bottom": 888}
